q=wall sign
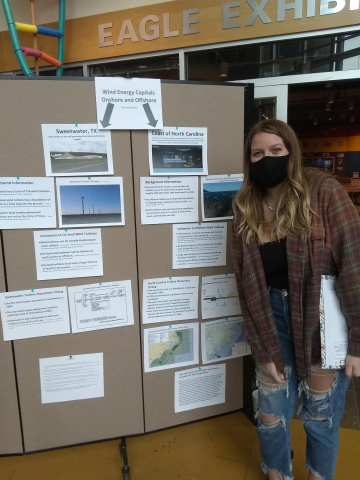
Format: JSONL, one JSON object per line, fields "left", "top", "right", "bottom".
{"left": 98, "top": 0, "right": 359, "bottom": 48}
{"left": 0, "top": 0, "right": 359, "bottom": 72}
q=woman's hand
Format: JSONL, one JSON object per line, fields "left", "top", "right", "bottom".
{"left": 345, "top": 355, "right": 360, "bottom": 378}
{"left": 260, "top": 362, "right": 289, "bottom": 384}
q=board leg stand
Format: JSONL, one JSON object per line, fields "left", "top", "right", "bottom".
{"left": 119, "top": 437, "right": 130, "bottom": 480}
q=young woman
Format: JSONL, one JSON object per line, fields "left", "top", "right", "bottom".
{"left": 231, "top": 119, "right": 360, "bottom": 480}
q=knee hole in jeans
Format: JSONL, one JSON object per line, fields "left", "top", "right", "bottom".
{"left": 298, "top": 403, "right": 332, "bottom": 427}
{"left": 298, "top": 367, "right": 338, "bottom": 426}
{"left": 255, "top": 410, "right": 286, "bottom": 430}
{"left": 306, "top": 367, "right": 337, "bottom": 399}
{"left": 256, "top": 365, "right": 291, "bottom": 397}
{"left": 260, "top": 412, "right": 282, "bottom": 426}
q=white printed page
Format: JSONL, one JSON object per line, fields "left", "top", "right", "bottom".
{"left": 174, "top": 364, "right": 226, "bottom": 413}
{"left": 140, "top": 177, "right": 198, "bottom": 225}
{"left": 95, "top": 77, "right": 163, "bottom": 130}
{"left": 0, "top": 177, "right": 56, "bottom": 229}
{"left": 34, "top": 229, "right": 103, "bottom": 280}
{"left": 0, "top": 287, "right": 70, "bottom": 341}
{"left": 39, "top": 353, "right": 104, "bottom": 404}
{"left": 142, "top": 276, "right": 198, "bottom": 324}
{"left": 322, "top": 275, "right": 348, "bottom": 368}
{"left": 173, "top": 223, "right": 227, "bottom": 269}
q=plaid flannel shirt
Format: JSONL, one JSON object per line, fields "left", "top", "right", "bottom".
{"left": 231, "top": 173, "right": 360, "bottom": 380}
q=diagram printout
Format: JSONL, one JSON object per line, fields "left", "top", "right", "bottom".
{"left": 201, "top": 274, "right": 241, "bottom": 319}
{"left": 68, "top": 281, "right": 134, "bottom": 333}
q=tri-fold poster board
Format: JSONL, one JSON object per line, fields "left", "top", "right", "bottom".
{"left": 0, "top": 77, "right": 253, "bottom": 454}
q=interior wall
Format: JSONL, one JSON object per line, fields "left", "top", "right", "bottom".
{"left": 0, "top": 0, "right": 172, "bottom": 32}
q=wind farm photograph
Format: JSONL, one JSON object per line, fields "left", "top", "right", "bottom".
{"left": 49, "top": 140, "right": 110, "bottom": 175}
{"left": 41, "top": 124, "right": 114, "bottom": 176}
{"left": 57, "top": 179, "right": 124, "bottom": 228}
{"left": 202, "top": 179, "right": 242, "bottom": 221}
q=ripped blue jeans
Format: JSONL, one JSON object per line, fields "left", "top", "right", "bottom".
{"left": 255, "top": 287, "right": 350, "bottom": 480}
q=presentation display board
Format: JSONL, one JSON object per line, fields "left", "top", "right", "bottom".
{"left": 0, "top": 77, "right": 252, "bottom": 453}
{"left": 132, "top": 82, "right": 246, "bottom": 432}
{"left": 0, "top": 79, "right": 144, "bottom": 452}
{"left": 0, "top": 235, "right": 23, "bottom": 454}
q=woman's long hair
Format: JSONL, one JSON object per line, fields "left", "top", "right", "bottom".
{"left": 233, "top": 119, "right": 313, "bottom": 244}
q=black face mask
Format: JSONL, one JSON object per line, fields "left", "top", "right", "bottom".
{"left": 249, "top": 154, "right": 290, "bottom": 188}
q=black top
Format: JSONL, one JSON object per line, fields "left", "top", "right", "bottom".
{"left": 258, "top": 237, "right": 289, "bottom": 290}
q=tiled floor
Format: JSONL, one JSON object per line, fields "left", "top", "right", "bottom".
{"left": 0, "top": 411, "right": 359, "bottom": 480}
{"left": 0, "top": 378, "right": 358, "bottom": 479}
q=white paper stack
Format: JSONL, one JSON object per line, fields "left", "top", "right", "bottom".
{"left": 320, "top": 275, "right": 348, "bottom": 369}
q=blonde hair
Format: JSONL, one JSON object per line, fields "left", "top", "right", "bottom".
{"left": 233, "top": 119, "right": 313, "bottom": 244}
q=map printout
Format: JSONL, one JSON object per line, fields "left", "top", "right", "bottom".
{"left": 143, "top": 323, "right": 199, "bottom": 372}
{"left": 201, "top": 317, "right": 250, "bottom": 364}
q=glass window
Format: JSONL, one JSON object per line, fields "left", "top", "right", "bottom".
{"left": 39, "top": 66, "right": 84, "bottom": 76}
{"left": 260, "top": 44, "right": 274, "bottom": 78}
{"left": 89, "top": 54, "right": 179, "bottom": 80}
{"left": 305, "top": 37, "right": 333, "bottom": 73}
{"left": 186, "top": 31, "right": 360, "bottom": 82}
{"left": 17, "top": 65, "right": 84, "bottom": 76}
{"left": 254, "top": 98, "right": 276, "bottom": 123}
{"left": 336, "top": 33, "right": 360, "bottom": 71}
{"left": 187, "top": 46, "right": 260, "bottom": 81}
{"left": 288, "top": 80, "right": 360, "bottom": 133}
{"left": 287, "top": 80, "right": 360, "bottom": 182}
{"left": 273, "top": 39, "right": 303, "bottom": 76}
